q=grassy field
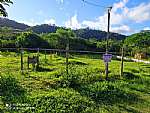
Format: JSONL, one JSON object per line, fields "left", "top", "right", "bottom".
{"left": 0, "top": 51, "right": 150, "bottom": 113}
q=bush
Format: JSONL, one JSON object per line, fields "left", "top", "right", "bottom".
{"left": 79, "top": 81, "right": 139, "bottom": 105}
{"left": 0, "top": 75, "right": 26, "bottom": 103}
{"left": 55, "top": 66, "right": 101, "bottom": 88}
{"left": 25, "top": 89, "right": 97, "bottom": 113}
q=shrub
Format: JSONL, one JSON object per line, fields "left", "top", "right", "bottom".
{"left": 54, "top": 65, "right": 101, "bottom": 89}
{"left": 25, "top": 88, "right": 97, "bottom": 113}
{"left": 0, "top": 75, "right": 26, "bottom": 103}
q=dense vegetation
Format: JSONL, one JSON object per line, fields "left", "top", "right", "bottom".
{"left": 0, "top": 18, "right": 29, "bottom": 30}
{"left": 1, "top": 25, "right": 150, "bottom": 56}
{"left": 0, "top": 26, "right": 124, "bottom": 52}
{"left": 0, "top": 18, "right": 149, "bottom": 113}
{"left": 124, "top": 31, "right": 150, "bottom": 55}
{"left": 74, "top": 28, "right": 126, "bottom": 40}
{"left": 0, "top": 52, "right": 150, "bottom": 113}
{"left": 1, "top": 24, "right": 150, "bottom": 58}
{"left": 29, "top": 24, "right": 58, "bottom": 34}
{"left": 0, "top": 17, "right": 126, "bottom": 39}
{"left": 0, "top": 1, "right": 150, "bottom": 113}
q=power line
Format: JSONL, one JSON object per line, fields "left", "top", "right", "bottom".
{"left": 82, "top": 0, "right": 107, "bottom": 8}
{"left": 82, "top": 0, "right": 113, "bottom": 80}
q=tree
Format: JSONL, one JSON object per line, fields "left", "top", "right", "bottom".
{"left": 16, "top": 32, "right": 48, "bottom": 48}
{"left": 124, "top": 31, "right": 150, "bottom": 55}
{"left": 56, "top": 28, "right": 75, "bottom": 49}
{"left": 0, "top": 0, "right": 13, "bottom": 17}
{"left": 42, "top": 33, "right": 60, "bottom": 48}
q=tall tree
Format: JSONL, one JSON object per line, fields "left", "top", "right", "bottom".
{"left": 0, "top": 0, "right": 13, "bottom": 17}
{"left": 124, "top": 31, "right": 150, "bottom": 55}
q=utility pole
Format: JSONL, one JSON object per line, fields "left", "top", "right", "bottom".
{"left": 82, "top": 0, "right": 112, "bottom": 80}
{"left": 105, "top": 7, "right": 112, "bottom": 80}
{"left": 106, "top": 7, "right": 112, "bottom": 53}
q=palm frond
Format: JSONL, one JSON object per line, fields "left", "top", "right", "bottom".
{"left": 0, "top": 8, "right": 7, "bottom": 17}
{"left": 0, "top": 0, "right": 12, "bottom": 17}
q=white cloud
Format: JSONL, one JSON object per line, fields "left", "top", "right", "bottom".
{"left": 82, "top": 20, "right": 102, "bottom": 30}
{"left": 44, "top": 18, "right": 56, "bottom": 25}
{"left": 80, "top": 0, "right": 126, "bottom": 31}
{"left": 127, "top": 3, "right": 150, "bottom": 23}
{"left": 143, "top": 27, "right": 150, "bottom": 30}
{"left": 19, "top": 19, "right": 39, "bottom": 26}
{"left": 64, "top": 0, "right": 150, "bottom": 34}
{"left": 113, "top": 0, "right": 128, "bottom": 12}
{"left": 56, "top": 0, "right": 64, "bottom": 4}
{"left": 65, "top": 14, "right": 82, "bottom": 29}
{"left": 61, "top": 0, "right": 64, "bottom": 3}
{"left": 37, "top": 10, "right": 44, "bottom": 16}
{"left": 19, "top": 18, "right": 57, "bottom": 26}
{"left": 65, "top": 0, "right": 129, "bottom": 32}
{"left": 111, "top": 25, "right": 133, "bottom": 34}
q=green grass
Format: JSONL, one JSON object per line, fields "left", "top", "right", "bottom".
{"left": 0, "top": 51, "right": 150, "bottom": 113}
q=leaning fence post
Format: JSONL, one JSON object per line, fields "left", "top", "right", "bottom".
{"left": 20, "top": 48, "right": 24, "bottom": 71}
{"left": 66, "top": 43, "right": 69, "bottom": 74}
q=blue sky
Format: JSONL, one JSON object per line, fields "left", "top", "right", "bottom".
{"left": 4, "top": 0, "right": 150, "bottom": 35}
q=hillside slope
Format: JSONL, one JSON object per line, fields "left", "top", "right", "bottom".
{"left": 0, "top": 17, "right": 29, "bottom": 30}
{"left": 0, "top": 18, "right": 126, "bottom": 40}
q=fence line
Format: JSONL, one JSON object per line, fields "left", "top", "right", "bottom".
{"left": 0, "top": 47, "right": 123, "bottom": 79}
{"left": 0, "top": 48, "right": 120, "bottom": 55}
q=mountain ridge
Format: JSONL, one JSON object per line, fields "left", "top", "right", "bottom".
{"left": 0, "top": 17, "right": 126, "bottom": 40}
{"left": 0, "top": 17, "right": 29, "bottom": 30}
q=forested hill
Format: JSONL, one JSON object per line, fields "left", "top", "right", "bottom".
{"left": 29, "top": 24, "right": 59, "bottom": 34}
{"left": 74, "top": 28, "right": 126, "bottom": 40}
{"left": 0, "top": 17, "right": 126, "bottom": 40}
{"left": 29, "top": 25, "right": 126, "bottom": 40}
{"left": 0, "top": 17, "right": 29, "bottom": 30}
{"left": 124, "top": 31, "right": 150, "bottom": 54}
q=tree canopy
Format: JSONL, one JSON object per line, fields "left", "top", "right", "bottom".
{"left": 0, "top": 27, "right": 124, "bottom": 52}
{"left": 124, "top": 31, "right": 150, "bottom": 54}
{"left": 16, "top": 31, "right": 48, "bottom": 48}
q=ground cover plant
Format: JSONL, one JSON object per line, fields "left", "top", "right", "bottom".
{"left": 0, "top": 51, "right": 150, "bottom": 113}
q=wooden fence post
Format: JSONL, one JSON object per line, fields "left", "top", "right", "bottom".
{"left": 45, "top": 50, "right": 47, "bottom": 63}
{"left": 120, "top": 46, "right": 124, "bottom": 78}
{"left": 27, "top": 56, "right": 29, "bottom": 70}
{"left": 105, "top": 62, "right": 109, "bottom": 80}
{"left": 37, "top": 48, "right": 40, "bottom": 69}
{"left": 66, "top": 43, "right": 69, "bottom": 74}
{"left": 49, "top": 51, "right": 52, "bottom": 60}
{"left": 21, "top": 48, "right": 24, "bottom": 71}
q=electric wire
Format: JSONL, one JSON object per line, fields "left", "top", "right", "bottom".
{"left": 81, "top": 0, "right": 108, "bottom": 8}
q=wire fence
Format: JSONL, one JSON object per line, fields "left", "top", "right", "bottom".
{"left": 0, "top": 48, "right": 124, "bottom": 79}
